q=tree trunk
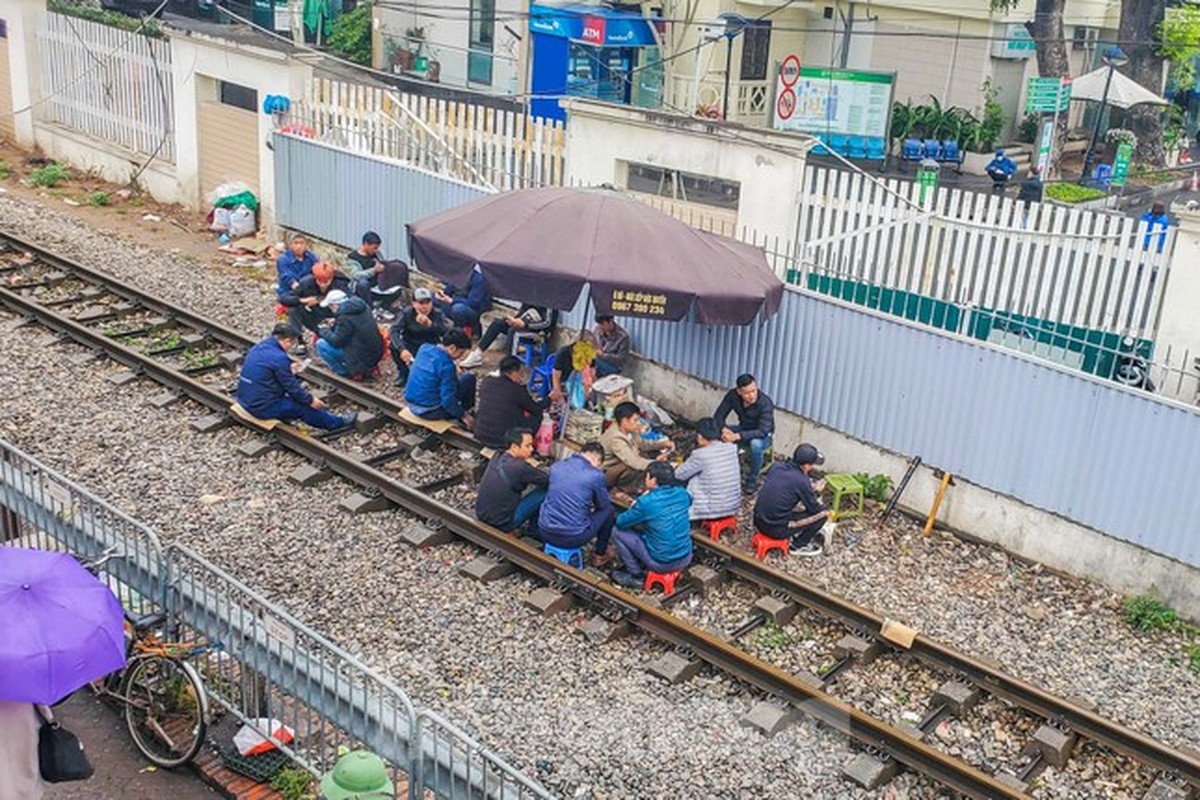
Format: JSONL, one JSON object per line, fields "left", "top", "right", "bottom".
{"left": 1025, "top": 0, "right": 1070, "bottom": 176}
{"left": 1119, "top": 0, "right": 1167, "bottom": 166}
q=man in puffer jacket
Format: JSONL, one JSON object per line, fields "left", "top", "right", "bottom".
{"left": 315, "top": 290, "right": 385, "bottom": 380}
{"left": 610, "top": 461, "right": 694, "bottom": 588}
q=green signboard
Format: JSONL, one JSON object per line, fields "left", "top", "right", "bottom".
{"left": 1026, "top": 77, "right": 1071, "bottom": 113}
{"left": 773, "top": 65, "right": 895, "bottom": 141}
{"left": 1111, "top": 142, "right": 1133, "bottom": 187}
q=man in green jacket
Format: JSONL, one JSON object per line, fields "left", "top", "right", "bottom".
{"left": 611, "top": 461, "right": 693, "bottom": 588}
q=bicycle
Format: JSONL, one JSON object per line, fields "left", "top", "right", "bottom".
{"left": 81, "top": 546, "right": 223, "bottom": 768}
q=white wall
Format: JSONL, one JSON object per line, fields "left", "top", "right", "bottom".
{"left": 168, "top": 27, "right": 311, "bottom": 221}
{"left": 562, "top": 99, "right": 812, "bottom": 246}
{"left": 0, "top": 0, "right": 37, "bottom": 144}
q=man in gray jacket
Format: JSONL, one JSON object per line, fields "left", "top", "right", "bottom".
{"left": 674, "top": 417, "right": 742, "bottom": 521}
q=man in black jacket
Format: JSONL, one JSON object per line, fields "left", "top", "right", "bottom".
{"left": 459, "top": 304, "right": 557, "bottom": 369}
{"left": 714, "top": 373, "right": 776, "bottom": 494}
{"left": 753, "top": 443, "right": 831, "bottom": 557}
{"left": 475, "top": 428, "right": 549, "bottom": 535}
{"left": 279, "top": 262, "right": 353, "bottom": 340}
{"left": 315, "top": 290, "right": 385, "bottom": 380}
{"left": 474, "top": 356, "right": 550, "bottom": 449}
{"left": 388, "top": 287, "right": 448, "bottom": 387}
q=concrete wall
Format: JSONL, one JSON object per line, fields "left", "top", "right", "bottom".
{"left": 0, "top": 0, "right": 36, "bottom": 145}
{"left": 168, "top": 27, "right": 311, "bottom": 220}
{"left": 561, "top": 99, "right": 812, "bottom": 245}
{"left": 626, "top": 351, "right": 1200, "bottom": 621}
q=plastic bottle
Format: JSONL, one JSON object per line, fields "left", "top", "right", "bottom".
{"left": 535, "top": 416, "right": 554, "bottom": 457}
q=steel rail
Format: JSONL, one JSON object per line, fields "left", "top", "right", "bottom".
{"left": 0, "top": 231, "right": 481, "bottom": 452}
{"left": 703, "top": 537, "right": 1200, "bottom": 784}
{"left": 5, "top": 231, "right": 1197, "bottom": 790}
{"left": 0, "top": 283, "right": 1027, "bottom": 799}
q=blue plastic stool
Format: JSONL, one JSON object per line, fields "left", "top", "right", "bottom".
{"left": 543, "top": 543, "right": 584, "bottom": 568}
{"left": 528, "top": 352, "right": 556, "bottom": 398}
{"left": 512, "top": 331, "right": 548, "bottom": 370}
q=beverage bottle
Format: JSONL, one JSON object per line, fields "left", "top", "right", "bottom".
{"left": 535, "top": 416, "right": 554, "bottom": 457}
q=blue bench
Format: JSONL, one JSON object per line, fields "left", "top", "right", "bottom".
{"left": 898, "top": 138, "right": 964, "bottom": 173}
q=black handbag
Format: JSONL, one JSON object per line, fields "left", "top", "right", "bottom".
{"left": 35, "top": 705, "right": 94, "bottom": 783}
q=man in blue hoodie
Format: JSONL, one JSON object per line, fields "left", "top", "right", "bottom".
{"left": 610, "top": 461, "right": 694, "bottom": 588}
{"left": 237, "top": 324, "right": 356, "bottom": 430}
{"left": 537, "top": 441, "right": 615, "bottom": 567}
{"left": 434, "top": 267, "right": 492, "bottom": 333}
{"left": 404, "top": 328, "right": 476, "bottom": 424}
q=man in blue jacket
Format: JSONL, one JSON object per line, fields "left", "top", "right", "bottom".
{"left": 537, "top": 441, "right": 616, "bottom": 567}
{"left": 276, "top": 234, "right": 318, "bottom": 300}
{"left": 403, "top": 328, "right": 476, "bottom": 424}
{"left": 714, "top": 373, "right": 776, "bottom": 495}
{"left": 236, "top": 324, "right": 356, "bottom": 430}
{"left": 753, "top": 443, "right": 831, "bottom": 557}
{"left": 610, "top": 461, "right": 694, "bottom": 588}
{"left": 434, "top": 267, "right": 492, "bottom": 333}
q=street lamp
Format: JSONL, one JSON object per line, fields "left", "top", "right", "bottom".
{"left": 1079, "top": 45, "right": 1129, "bottom": 184}
{"left": 718, "top": 13, "right": 749, "bottom": 121}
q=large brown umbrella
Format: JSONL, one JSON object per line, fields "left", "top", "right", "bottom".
{"left": 406, "top": 187, "right": 784, "bottom": 326}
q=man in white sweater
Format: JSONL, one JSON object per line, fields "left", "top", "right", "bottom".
{"left": 674, "top": 417, "right": 743, "bottom": 521}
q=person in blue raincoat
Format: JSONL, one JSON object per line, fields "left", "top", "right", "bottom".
{"left": 1141, "top": 202, "right": 1171, "bottom": 253}
{"left": 985, "top": 149, "right": 1017, "bottom": 191}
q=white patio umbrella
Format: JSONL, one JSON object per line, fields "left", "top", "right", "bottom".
{"left": 1069, "top": 66, "right": 1170, "bottom": 109}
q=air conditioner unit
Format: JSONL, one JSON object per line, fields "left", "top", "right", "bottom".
{"left": 1073, "top": 27, "right": 1099, "bottom": 51}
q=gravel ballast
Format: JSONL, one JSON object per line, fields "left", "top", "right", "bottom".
{"left": 1, "top": 193, "right": 1198, "bottom": 795}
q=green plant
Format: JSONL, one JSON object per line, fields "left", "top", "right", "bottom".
{"left": 755, "top": 624, "right": 793, "bottom": 650}
{"left": 47, "top": 0, "right": 165, "bottom": 38}
{"left": 1122, "top": 594, "right": 1179, "bottom": 632}
{"left": 28, "top": 163, "right": 72, "bottom": 188}
{"left": 270, "top": 766, "right": 314, "bottom": 800}
{"left": 327, "top": 4, "right": 371, "bottom": 65}
{"left": 1016, "top": 113, "right": 1039, "bottom": 144}
{"left": 86, "top": 191, "right": 110, "bottom": 207}
{"left": 974, "top": 78, "right": 1006, "bottom": 153}
{"left": 1044, "top": 183, "right": 1105, "bottom": 203}
{"left": 851, "top": 473, "right": 893, "bottom": 502}
{"left": 0, "top": 162, "right": 11, "bottom": 180}
{"left": 1105, "top": 127, "right": 1138, "bottom": 150}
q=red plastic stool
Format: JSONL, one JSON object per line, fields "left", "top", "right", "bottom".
{"left": 643, "top": 570, "right": 682, "bottom": 596}
{"left": 751, "top": 531, "right": 790, "bottom": 560}
{"left": 701, "top": 516, "right": 738, "bottom": 541}
{"left": 274, "top": 303, "right": 289, "bottom": 321}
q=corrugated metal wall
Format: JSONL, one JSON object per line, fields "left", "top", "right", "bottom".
{"left": 273, "top": 134, "right": 488, "bottom": 262}
{"left": 274, "top": 135, "right": 1200, "bottom": 569}
{"left": 617, "top": 291, "right": 1200, "bottom": 568}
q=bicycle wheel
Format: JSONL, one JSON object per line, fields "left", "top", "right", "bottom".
{"left": 122, "top": 655, "right": 209, "bottom": 768}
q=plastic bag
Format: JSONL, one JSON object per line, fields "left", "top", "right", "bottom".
{"left": 233, "top": 719, "right": 295, "bottom": 756}
{"left": 227, "top": 204, "right": 256, "bottom": 239}
{"left": 205, "top": 181, "right": 258, "bottom": 210}
{"left": 209, "top": 206, "right": 231, "bottom": 232}
{"left": 637, "top": 395, "right": 675, "bottom": 427}
{"left": 567, "top": 372, "right": 587, "bottom": 411}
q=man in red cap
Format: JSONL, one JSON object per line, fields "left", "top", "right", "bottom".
{"left": 279, "top": 261, "right": 352, "bottom": 351}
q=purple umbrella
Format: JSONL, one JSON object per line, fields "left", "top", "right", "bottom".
{"left": 0, "top": 548, "right": 126, "bottom": 703}
{"left": 407, "top": 186, "right": 785, "bottom": 326}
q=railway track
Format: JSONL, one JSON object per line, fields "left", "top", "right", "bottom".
{"left": 2, "top": 230, "right": 1197, "bottom": 799}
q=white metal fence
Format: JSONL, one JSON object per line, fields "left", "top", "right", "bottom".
{"left": 795, "top": 166, "right": 1174, "bottom": 339}
{"left": 38, "top": 12, "right": 175, "bottom": 162}
{"left": 295, "top": 78, "right": 565, "bottom": 191}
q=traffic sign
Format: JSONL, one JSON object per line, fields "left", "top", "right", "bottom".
{"left": 1026, "top": 76, "right": 1071, "bottom": 113}
{"left": 1111, "top": 142, "right": 1133, "bottom": 187}
{"left": 776, "top": 87, "right": 796, "bottom": 120}
{"left": 780, "top": 54, "right": 801, "bottom": 88}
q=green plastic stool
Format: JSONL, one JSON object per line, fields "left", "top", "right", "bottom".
{"left": 825, "top": 473, "right": 864, "bottom": 521}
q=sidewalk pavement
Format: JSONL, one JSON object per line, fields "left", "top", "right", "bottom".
{"left": 44, "top": 690, "right": 220, "bottom": 800}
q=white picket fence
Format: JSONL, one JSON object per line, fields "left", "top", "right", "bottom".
{"left": 38, "top": 13, "right": 175, "bottom": 162}
{"left": 795, "top": 166, "right": 1174, "bottom": 336}
{"left": 297, "top": 77, "right": 565, "bottom": 191}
